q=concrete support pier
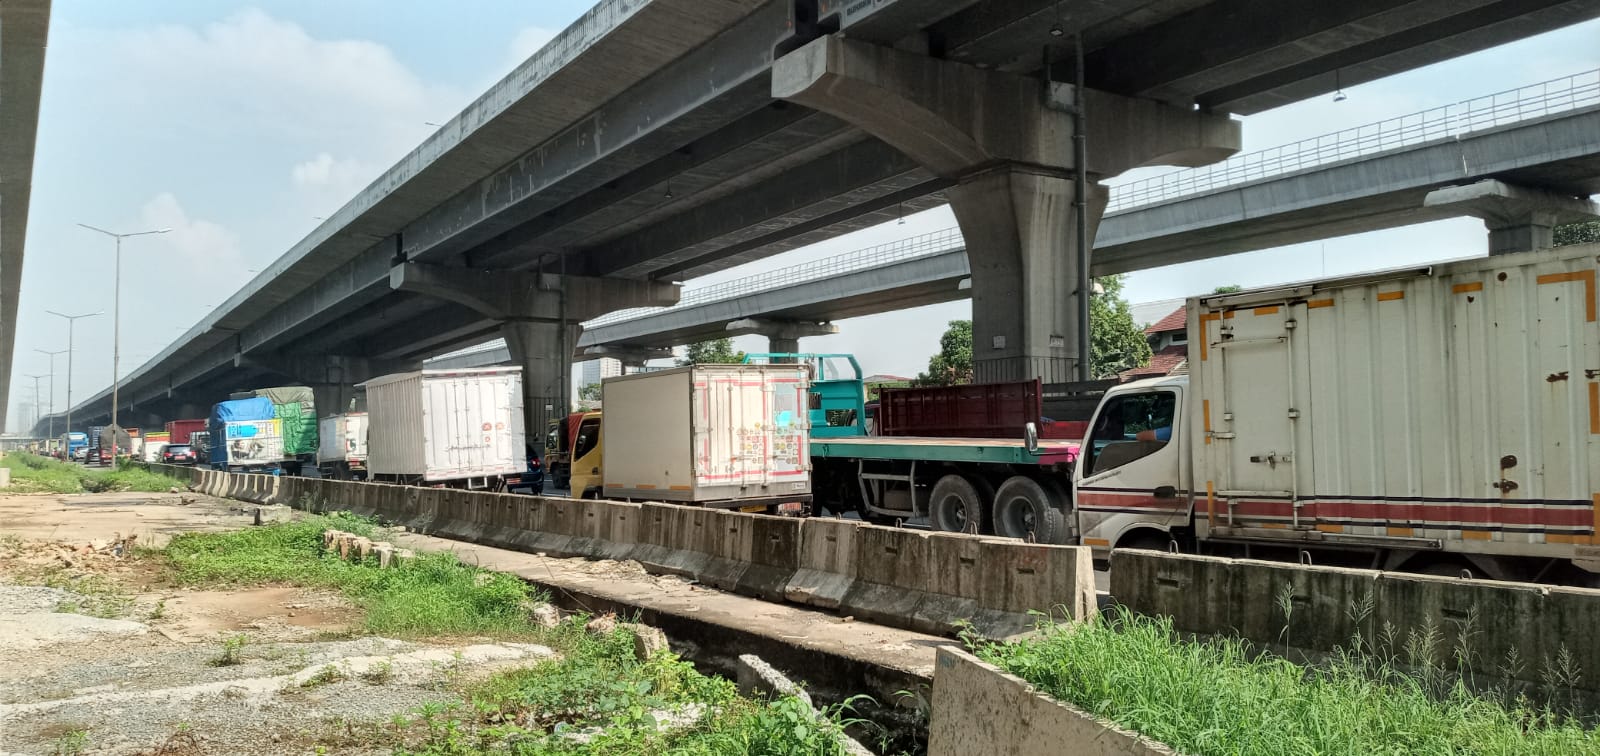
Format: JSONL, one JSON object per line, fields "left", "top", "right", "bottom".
{"left": 1424, "top": 179, "right": 1600, "bottom": 255}
{"left": 774, "top": 35, "right": 1239, "bottom": 382}
{"left": 390, "top": 263, "right": 679, "bottom": 434}
{"left": 259, "top": 354, "right": 415, "bottom": 419}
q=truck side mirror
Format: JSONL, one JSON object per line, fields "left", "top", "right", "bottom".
{"left": 1024, "top": 422, "right": 1039, "bottom": 453}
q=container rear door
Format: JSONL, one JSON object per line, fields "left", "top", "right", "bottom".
{"left": 1203, "top": 303, "right": 1303, "bottom": 529}
{"left": 347, "top": 415, "right": 370, "bottom": 460}
{"left": 423, "top": 374, "right": 521, "bottom": 480}
{"left": 693, "top": 367, "right": 810, "bottom": 491}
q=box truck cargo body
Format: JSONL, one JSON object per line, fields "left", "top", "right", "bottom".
{"left": 317, "top": 413, "right": 369, "bottom": 479}
{"left": 165, "top": 419, "right": 206, "bottom": 445}
{"left": 362, "top": 368, "right": 525, "bottom": 487}
{"left": 600, "top": 364, "right": 811, "bottom": 510}
{"left": 208, "top": 397, "right": 288, "bottom": 471}
{"left": 1076, "top": 244, "right": 1600, "bottom": 579}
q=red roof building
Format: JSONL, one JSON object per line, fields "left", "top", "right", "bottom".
{"left": 1121, "top": 305, "right": 1188, "bottom": 381}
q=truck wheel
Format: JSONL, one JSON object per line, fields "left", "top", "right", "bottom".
{"left": 929, "top": 475, "right": 988, "bottom": 535}
{"left": 994, "top": 476, "right": 1064, "bottom": 543}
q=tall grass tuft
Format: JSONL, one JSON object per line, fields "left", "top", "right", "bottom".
{"left": 971, "top": 607, "right": 1600, "bottom": 756}
{"left": 164, "top": 514, "right": 536, "bottom": 638}
{"left": 0, "top": 452, "right": 185, "bottom": 494}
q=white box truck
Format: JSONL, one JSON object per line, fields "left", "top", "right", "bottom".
{"left": 317, "top": 412, "right": 370, "bottom": 480}
{"left": 361, "top": 367, "right": 526, "bottom": 489}
{"left": 596, "top": 364, "right": 812, "bottom": 512}
{"left": 1071, "top": 244, "right": 1600, "bottom": 582}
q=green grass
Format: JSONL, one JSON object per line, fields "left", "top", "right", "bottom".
{"left": 970, "top": 608, "right": 1600, "bottom": 756}
{"left": 0, "top": 453, "right": 184, "bottom": 494}
{"left": 397, "top": 622, "right": 871, "bottom": 755}
{"left": 163, "top": 513, "right": 541, "bottom": 638}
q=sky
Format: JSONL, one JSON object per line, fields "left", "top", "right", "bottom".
{"left": 8, "top": 2, "right": 1600, "bottom": 430}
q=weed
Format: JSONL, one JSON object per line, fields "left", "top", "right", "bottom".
{"left": 361, "top": 659, "right": 395, "bottom": 685}
{"left": 148, "top": 599, "right": 167, "bottom": 620}
{"left": 25, "top": 567, "right": 133, "bottom": 618}
{"left": 209, "top": 634, "right": 248, "bottom": 667}
{"left": 302, "top": 664, "right": 345, "bottom": 688}
{"left": 51, "top": 728, "right": 88, "bottom": 756}
{"left": 163, "top": 515, "right": 544, "bottom": 639}
{"left": 0, "top": 452, "right": 184, "bottom": 494}
{"left": 971, "top": 607, "right": 1600, "bottom": 756}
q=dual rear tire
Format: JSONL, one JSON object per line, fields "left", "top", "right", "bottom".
{"left": 928, "top": 473, "right": 1068, "bottom": 544}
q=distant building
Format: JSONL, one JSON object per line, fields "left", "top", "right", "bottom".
{"left": 580, "top": 358, "right": 622, "bottom": 388}
{"left": 1121, "top": 305, "right": 1189, "bottom": 381}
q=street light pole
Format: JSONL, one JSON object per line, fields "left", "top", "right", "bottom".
{"left": 24, "top": 374, "right": 46, "bottom": 435}
{"left": 79, "top": 224, "right": 170, "bottom": 463}
{"left": 35, "top": 348, "right": 66, "bottom": 440}
{"left": 47, "top": 310, "right": 103, "bottom": 456}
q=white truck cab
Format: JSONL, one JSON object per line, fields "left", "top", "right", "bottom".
{"left": 1073, "top": 375, "right": 1191, "bottom": 557}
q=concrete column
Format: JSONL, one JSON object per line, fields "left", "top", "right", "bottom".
{"left": 390, "top": 263, "right": 679, "bottom": 438}
{"left": 257, "top": 354, "right": 413, "bottom": 418}
{"left": 774, "top": 35, "right": 1239, "bottom": 383}
{"left": 1424, "top": 179, "right": 1600, "bottom": 256}
{"left": 502, "top": 320, "right": 580, "bottom": 435}
{"left": 726, "top": 318, "right": 839, "bottom": 360}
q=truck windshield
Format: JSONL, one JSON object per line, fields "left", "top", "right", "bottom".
{"left": 1084, "top": 391, "right": 1177, "bottom": 476}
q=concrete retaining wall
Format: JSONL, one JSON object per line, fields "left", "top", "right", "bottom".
{"left": 155, "top": 465, "right": 1095, "bottom": 637}
{"left": 927, "top": 647, "right": 1177, "bottom": 756}
{"left": 1112, "top": 549, "right": 1600, "bottom": 692}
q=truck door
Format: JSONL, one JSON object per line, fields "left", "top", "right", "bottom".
{"left": 1075, "top": 387, "right": 1186, "bottom": 544}
{"left": 1203, "top": 304, "right": 1302, "bottom": 531}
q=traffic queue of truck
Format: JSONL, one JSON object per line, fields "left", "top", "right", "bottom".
{"left": 47, "top": 243, "right": 1600, "bottom": 584}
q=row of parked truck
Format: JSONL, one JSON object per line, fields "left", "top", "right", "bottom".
{"left": 110, "top": 243, "right": 1600, "bottom": 583}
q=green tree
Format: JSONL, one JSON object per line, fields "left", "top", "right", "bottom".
{"left": 1090, "top": 275, "right": 1153, "bottom": 378}
{"left": 680, "top": 338, "right": 745, "bottom": 365}
{"left": 1555, "top": 220, "right": 1600, "bottom": 247}
{"left": 916, "top": 276, "right": 1152, "bottom": 384}
{"left": 578, "top": 383, "right": 602, "bottom": 401}
{"left": 1211, "top": 284, "right": 1243, "bottom": 294}
{"left": 915, "top": 320, "right": 973, "bottom": 386}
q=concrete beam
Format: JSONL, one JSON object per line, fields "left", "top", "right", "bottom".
{"left": 389, "top": 263, "right": 680, "bottom": 322}
{"left": 1423, "top": 179, "right": 1600, "bottom": 255}
{"left": 726, "top": 317, "right": 839, "bottom": 356}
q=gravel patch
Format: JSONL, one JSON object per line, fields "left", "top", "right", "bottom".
{"left": 0, "top": 585, "right": 73, "bottom": 614}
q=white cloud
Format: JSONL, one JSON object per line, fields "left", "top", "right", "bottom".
{"left": 291, "top": 152, "right": 369, "bottom": 194}
{"left": 138, "top": 192, "right": 247, "bottom": 284}
{"left": 505, "top": 26, "right": 558, "bottom": 72}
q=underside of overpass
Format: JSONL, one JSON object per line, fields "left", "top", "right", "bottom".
{"left": 53, "top": 0, "right": 1600, "bottom": 434}
{"left": 1, "top": 0, "right": 51, "bottom": 434}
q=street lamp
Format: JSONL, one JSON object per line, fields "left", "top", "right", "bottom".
{"left": 79, "top": 223, "right": 171, "bottom": 462}
{"left": 34, "top": 348, "right": 66, "bottom": 439}
{"left": 46, "top": 310, "right": 103, "bottom": 451}
{"left": 23, "top": 374, "right": 47, "bottom": 434}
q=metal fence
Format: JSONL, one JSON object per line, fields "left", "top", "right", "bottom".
{"left": 1106, "top": 67, "right": 1600, "bottom": 212}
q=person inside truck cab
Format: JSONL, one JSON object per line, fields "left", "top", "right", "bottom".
{"left": 1084, "top": 392, "right": 1176, "bottom": 475}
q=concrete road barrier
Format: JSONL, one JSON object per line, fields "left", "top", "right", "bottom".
{"left": 148, "top": 464, "right": 1099, "bottom": 638}
{"left": 928, "top": 647, "right": 1177, "bottom": 756}
{"left": 1112, "top": 549, "right": 1600, "bottom": 694}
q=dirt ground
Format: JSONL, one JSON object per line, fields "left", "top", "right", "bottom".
{"left": 0, "top": 491, "right": 553, "bottom": 756}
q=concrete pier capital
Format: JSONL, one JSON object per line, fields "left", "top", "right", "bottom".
{"left": 724, "top": 318, "right": 839, "bottom": 340}
{"left": 1424, "top": 179, "right": 1600, "bottom": 255}
{"left": 773, "top": 34, "right": 1239, "bottom": 179}
{"left": 582, "top": 345, "right": 673, "bottom": 368}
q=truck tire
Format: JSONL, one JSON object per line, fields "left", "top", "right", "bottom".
{"left": 994, "top": 476, "right": 1064, "bottom": 543}
{"left": 929, "top": 475, "right": 988, "bottom": 534}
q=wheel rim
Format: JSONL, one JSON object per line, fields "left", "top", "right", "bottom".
{"left": 1002, "top": 496, "right": 1035, "bottom": 536}
{"left": 938, "top": 494, "right": 968, "bottom": 530}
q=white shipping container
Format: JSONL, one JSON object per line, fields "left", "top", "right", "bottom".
{"left": 601, "top": 364, "right": 811, "bottom": 506}
{"left": 318, "top": 413, "right": 369, "bottom": 463}
{"left": 362, "top": 367, "right": 524, "bottom": 482}
{"left": 1187, "top": 246, "right": 1600, "bottom": 560}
